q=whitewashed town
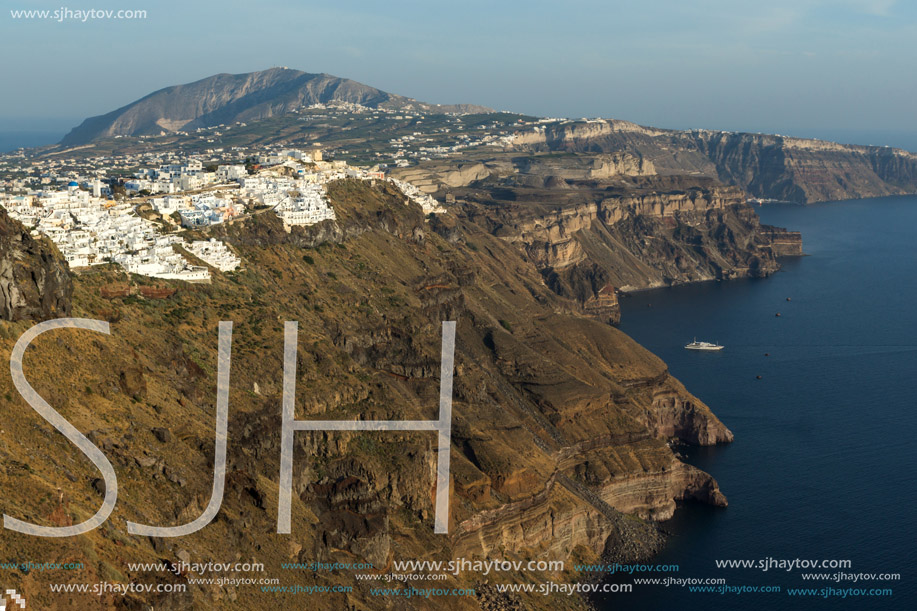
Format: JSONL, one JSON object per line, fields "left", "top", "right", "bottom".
{"left": 0, "top": 148, "right": 443, "bottom": 282}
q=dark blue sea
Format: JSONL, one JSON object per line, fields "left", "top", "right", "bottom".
{"left": 0, "top": 130, "right": 63, "bottom": 153}
{"left": 595, "top": 196, "right": 917, "bottom": 610}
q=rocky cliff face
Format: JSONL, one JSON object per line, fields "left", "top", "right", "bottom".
{"left": 0, "top": 180, "right": 731, "bottom": 609}
{"left": 394, "top": 152, "right": 655, "bottom": 196}
{"left": 0, "top": 208, "right": 72, "bottom": 321}
{"left": 686, "top": 131, "right": 917, "bottom": 203}
{"left": 446, "top": 179, "right": 799, "bottom": 328}
{"left": 758, "top": 224, "right": 804, "bottom": 256}
{"left": 393, "top": 154, "right": 803, "bottom": 328}
{"left": 514, "top": 120, "right": 917, "bottom": 203}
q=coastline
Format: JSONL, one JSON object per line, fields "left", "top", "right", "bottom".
{"left": 595, "top": 195, "right": 917, "bottom": 609}
{"left": 0, "top": 130, "right": 66, "bottom": 153}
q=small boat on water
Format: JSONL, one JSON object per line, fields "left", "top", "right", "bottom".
{"left": 685, "top": 338, "right": 724, "bottom": 351}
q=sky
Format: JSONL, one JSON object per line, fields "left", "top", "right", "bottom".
{"left": 1, "top": 0, "right": 916, "bottom": 146}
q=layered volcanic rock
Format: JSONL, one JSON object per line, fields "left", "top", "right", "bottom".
{"left": 512, "top": 119, "right": 917, "bottom": 203}
{"left": 0, "top": 179, "right": 731, "bottom": 609}
{"left": 759, "top": 224, "right": 805, "bottom": 256}
{"left": 392, "top": 147, "right": 803, "bottom": 332}
{"left": 440, "top": 176, "right": 800, "bottom": 325}
{"left": 0, "top": 208, "right": 72, "bottom": 321}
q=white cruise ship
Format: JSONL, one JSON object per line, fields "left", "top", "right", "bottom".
{"left": 684, "top": 338, "right": 724, "bottom": 351}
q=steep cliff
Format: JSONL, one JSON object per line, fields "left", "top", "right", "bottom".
{"left": 514, "top": 120, "right": 917, "bottom": 203}
{"left": 394, "top": 152, "right": 655, "bottom": 196}
{"left": 391, "top": 154, "right": 804, "bottom": 330}
{"left": 0, "top": 208, "right": 72, "bottom": 321}
{"left": 686, "top": 131, "right": 917, "bottom": 203}
{"left": 430, "top": 175, "right": 800, "bottom": 325}
{"left": 0, "top": 180, "right": 730, "bottom": 609}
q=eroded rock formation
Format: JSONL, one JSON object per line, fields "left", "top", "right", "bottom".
{"left": 0, "top": 208, "right": 72, "bottom": 321}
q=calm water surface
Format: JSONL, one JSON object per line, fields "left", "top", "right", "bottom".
{"left": 595, "top": 196, "right": 917, "bottom": 610}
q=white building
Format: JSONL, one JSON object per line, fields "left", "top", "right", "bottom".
{"left": 216, "top": 165, "right": 247, "bottom": 181}
{"left": 187, "top": 238, "right": 241, "bottom": 272}
{"left": 390, "top": 179, "right": 444, "bottom": 214}
{"left": 151, "top": 195, "right": 189, "bottom": 215}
